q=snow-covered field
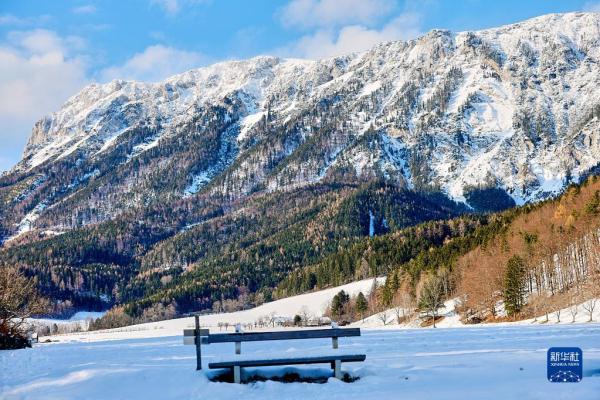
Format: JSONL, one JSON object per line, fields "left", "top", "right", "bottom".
{"left": 36, "top": 278, "right": 384, "bottom": 342}
{"left": 354, "top": 297, "right": 600, "bottom": 329}
{"left": 1, "top": 324, "right": 599, "bottom": 399}
{"left": 4, "top": 279, "right": 600, "bottom": 399}
{"left": 29, "top": 311, "right": 108, "bottom": 334}
{"left": 33, "top": 311, "right": 107, "bottom": 325}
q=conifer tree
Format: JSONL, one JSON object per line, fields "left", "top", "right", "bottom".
{"left": 331, "top": 290, "right": 350, "bottom": 318}
{"left": 355, "top": 292, "right": 368, "bottom": 321}
{"left": 503, "top": 255, "right": 526, "bottom": 315}
{"left": 585, "top": 190, "right": 600, "bottom": 215}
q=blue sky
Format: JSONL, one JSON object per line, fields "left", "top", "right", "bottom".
{"left": 0, "top": 0, "right": 598, "bottom": 171}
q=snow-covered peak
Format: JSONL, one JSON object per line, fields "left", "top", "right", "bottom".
{"left": 23, "top": 12, "right": 600, "bottom": 163}
{"left": 9, "top": 12, "right": 600, "bottom": 235}
{"left": 21, "top": 55, "right": 325, "bottom": 165}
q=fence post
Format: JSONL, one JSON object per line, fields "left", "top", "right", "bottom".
{"left": 195, "top": 315, "right": 202, "bottom": 370}
{"left": 234, "top": 324, "right": 242, "bottom": 383}
{"left": 331, "top": 323, "right": 339, "bottom": 370}
{"left": 334, "top": 359, "right": 342, "bottom": 380}
{"left": 235, "top": 324, "right": 241, "bottom": 354}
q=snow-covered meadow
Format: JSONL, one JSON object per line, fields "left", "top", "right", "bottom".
{"left": 30, "top": 278, "right": 384, "bottom": 342}
{"left": 1, "top": 324, "right": 600, "bottom": 399}
{"left": 4, "top": 278, "right": 600, "bottom": 399}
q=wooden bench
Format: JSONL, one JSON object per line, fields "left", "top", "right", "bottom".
{"left": 184, "top": 316, "right": 365, "bottom": 383}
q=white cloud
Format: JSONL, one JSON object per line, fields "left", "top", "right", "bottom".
{"left": 149, "top": 31, "right": 166, "bottom": 41}
{"left": 72, "top": 5, "right": 97, "bottom": 14}
{"left": 151, "top": 0, "right": 180, "bottom": 15}
{"left": 99, "top": 45, "right": 204, "bottom": 82}
{"left": 583, "top": 1, "right": 600, "bottom": 12}
{"left": 150, "top": 0, "right": 210, "bottom": 16}
{"left": 7, "top": 29, "right": 86, "bottom": 55}
{"left": 0, "top": 14, "right": 52, "bottom": 26}
{"left": 0, "top": 14, "right": 23, "bottom": 25}
{"left": 280, "top": 12, "right": 421, "bottom": 59}
{"left": 0, "top": 29, "right": 206, "bottom": 171}
{"left": 84, "top": 23, "right": 112, "bottom": 31}
{"left": 280, "top": 0, "right": 394, "bottom": 29}
{"left": 0, "top": 29, "right": 90, "bottom": 170}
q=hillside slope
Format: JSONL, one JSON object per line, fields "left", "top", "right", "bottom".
{"left": 456, "top": 176, "right": 600, "bottom": 319}
{"left": 362, "top": 176, "right": 600, "bottom": 324}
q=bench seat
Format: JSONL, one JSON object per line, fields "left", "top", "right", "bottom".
{"left": 208, "top": 353, "right": 366, "bottom": 369}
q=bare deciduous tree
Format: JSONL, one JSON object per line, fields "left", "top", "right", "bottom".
{"left": 541, "top": 299, "right": 550, "bottom": 323}
{"left": 582, "top": 298, "right": 598, "bottom": 322}
{"left": 582, "top": 274, "right": 600, "bottom": 322}
{"left": 298, "top": 306, "right": 312, "bottom": 327}
{"left": 1, "top": 267, "right": 48, "bottom": 349}
{"left": 419, "top": 275, "right": 445, "bottom": 328}
{"left": 528, "top": 294, "right": 540, "bottom": 322}
{"left": 269, "top": 312, "right": 277, "bottom": 327}
{"left": 569, "top": 295, "right": 580, "bottom": 323}
{"left": 393, "top": 291, "right": 415, "bottom": 325}
{"left": 377, "top": 310, "right": 389, "bottom": 326}
{"left": 552, "top": 299, "right": 562, "bottom": 323}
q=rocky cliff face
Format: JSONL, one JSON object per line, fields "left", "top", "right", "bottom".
{"left": 3, "top": 12, "right": 600, "bottom": 242}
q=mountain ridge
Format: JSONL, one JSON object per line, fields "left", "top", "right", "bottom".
{"left": 2, "top": 12, "right": 600, "bottom": 318}
{"left": 11, "top": 13, "right": 600, "bottom": 209}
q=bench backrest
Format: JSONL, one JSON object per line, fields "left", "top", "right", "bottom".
{"left": 202, "top": 327, "right": 360, "bottom": 344}
{"left": 183, "top": 321, "right": 361, "bottom": 370}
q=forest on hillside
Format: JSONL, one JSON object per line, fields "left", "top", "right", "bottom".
{"left": 92, "top": 177, "right": 600, "bottom": 329}
{"left": 0, "top": 180, "right": 471, "bottom": 323}
{"left": 4, "top": 174, "right": 600, "bottom": 330}
{"left": 349, "top": 176, "right": 600, "bottom": 327}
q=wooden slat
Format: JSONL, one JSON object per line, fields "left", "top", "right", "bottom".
{"left": 204, "top": 328, "right": 360, "bottom": 344}
{"left": 208, "top": 354, "right": 366, "bottom": 369}
{"left": 183, "top": 336, "right": 194, "bottom": 345}
{"left": 184, "top": 335, "right": 210, "bottom": 345}
{"left": 183, "top": 328, "right": 209, "bottom": 336}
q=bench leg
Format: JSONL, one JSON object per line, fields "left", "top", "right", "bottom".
{"left": 334, "top": 360, "right": 342, "bottom": 380}
{"left": 234, "top": 366, "right": 241, "bottom": 384}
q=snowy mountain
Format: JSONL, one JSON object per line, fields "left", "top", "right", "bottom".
{"left": 4, "top": 13, "right": 600, "bottom": 241}
{"left": 3, "top": 13, "right": 600, "bottom": 318}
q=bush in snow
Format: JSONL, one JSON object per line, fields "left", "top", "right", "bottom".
{"left": 0, "top": 267, "right": 48, "bottom": 349}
